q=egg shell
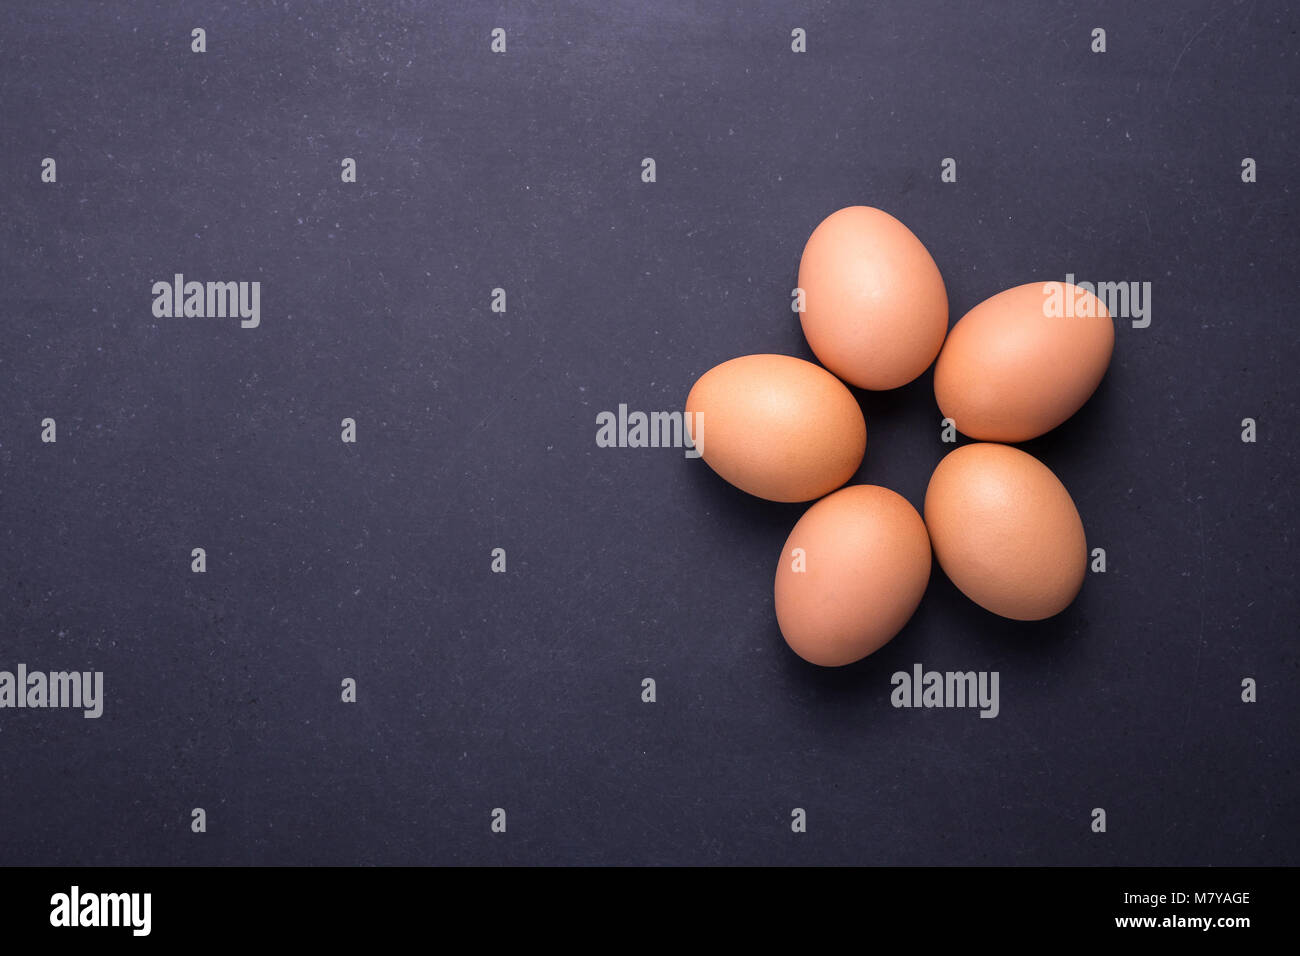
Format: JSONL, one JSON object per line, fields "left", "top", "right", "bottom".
{"left": 797, "top": 206, "right": 949, "bottom": 390}
{"left": 924, "top": 443, "right": 1086, "bottom": 621}
{"left": 775, "top": 485, "right": 931, "bottom": 666}
{"left": 934, "top": 281, "right": 1114, "bottom": 442}
{"left": 685, "top": 354, "right": 865, "bottom": 503}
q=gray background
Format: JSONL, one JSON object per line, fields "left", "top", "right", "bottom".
{"left": 1, "top": 0, "right": 1296, "bottom": 865}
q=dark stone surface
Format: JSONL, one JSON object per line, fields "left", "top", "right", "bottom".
{"left": 0, "top": 0, "right": 1295, "bottom": 865}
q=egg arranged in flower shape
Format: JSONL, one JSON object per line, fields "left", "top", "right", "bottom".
{"left": 797, "top": 206, "right": 949, "bottom": 391}
{"left": 685, "top": 353, "right": 866, "bottom": 503}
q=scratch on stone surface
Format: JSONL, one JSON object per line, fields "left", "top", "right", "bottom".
{"left": 1164, "top": 2, "right": 1237, "bottom": 98}
{"left": 1178, "top": 503, "right": 1208, "bottom": 756}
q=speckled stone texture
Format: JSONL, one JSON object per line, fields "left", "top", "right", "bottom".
{"left": 0, "top": 0, "right": 1296, "bottom": 865}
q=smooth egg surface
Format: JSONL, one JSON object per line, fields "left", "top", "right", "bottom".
{"left": 797, "top": 206, "right": 949, "bottom": 390}
{"left": 934, "top": 281, "right": 1114, "bottom": 442}
{"left": 924, "top": 443, "right": 1086, "bottom": 621}
{"left": 775, "top": 484, "right": 931, "bottom": 666}
{"left": 685, "top": 354, "right": 866, "bottom": 502}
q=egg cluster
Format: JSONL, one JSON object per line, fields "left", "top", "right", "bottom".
{"left": 685, "top": 206, "right": 1114, "bottom": 667}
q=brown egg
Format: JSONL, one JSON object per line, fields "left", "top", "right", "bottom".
{"left": 924, "top": 443, "right": 1086, "bottom": 621}
{"left": 797, "top": 206, "right": 949, "bottom": 390}
{"left": 685, "top": 354, "right": 865, "bottom": 502}
{"left": 934, "top": 281, "right": 1114, "bottom": 442}
{"left": 775, "top": 485, "right": 931, "bottom": 666}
